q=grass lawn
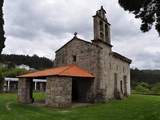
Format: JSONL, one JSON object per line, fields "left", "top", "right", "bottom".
{"left": 0, "top": 93, "right": 160, "bottom": 120}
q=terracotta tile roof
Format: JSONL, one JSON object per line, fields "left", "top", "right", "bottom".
{"left": 18, "top": 64, "right": 94, "bottom": 78}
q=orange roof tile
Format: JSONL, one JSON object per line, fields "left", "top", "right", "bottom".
{"left": 18, "top": 64, "right": 94, "bottom": 78}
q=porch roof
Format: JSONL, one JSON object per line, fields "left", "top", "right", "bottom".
{"left": 17, "top": 64, "right": 94, "bottom": 78}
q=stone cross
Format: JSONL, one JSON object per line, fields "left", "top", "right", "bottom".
{"left": 74, "top": 32, "right": 78, "bottom": 37}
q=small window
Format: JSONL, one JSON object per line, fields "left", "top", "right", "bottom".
{"left": 72, "top": 55, "right": 76, "bottom": 62}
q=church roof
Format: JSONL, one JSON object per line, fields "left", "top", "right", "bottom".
{"left": 55, "top": 36, "right": 101, "bottom": 53}
{"left": 112, "top": 52, "right": 132, "bottom": 64}
{"left": 18, "top": 64, "right": 94, "bottom": 78}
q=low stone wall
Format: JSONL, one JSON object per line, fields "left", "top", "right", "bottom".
{"left": 17, "top": 78, "right": 33, "bottom": 103}
{"left": 45, "top": 76, "right": 72, "bottom": 107}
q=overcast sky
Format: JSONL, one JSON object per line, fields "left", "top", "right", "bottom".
{"left": 2, "top": 0, "right": 160, "bottom": 69}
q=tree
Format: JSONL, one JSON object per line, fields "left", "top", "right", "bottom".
{"left": 0, "top": 0, "right": 5, "bottom": 92}
{"left": 119, "top": 0, "right": 160, "bottom": 35}
{"left": 0, "top": 0, "right": 5, "bottom": 53}
{"left": 0, "top": 65, "right": 27, "bottom": 92}
{"left": 0, "top": 54, "right": 53, "bottom": 70}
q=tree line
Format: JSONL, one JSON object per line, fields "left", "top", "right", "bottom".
{"left": 0, "top": 54, "right": 53, "bottom": 70}
{"left": 131, "top": 68, "right": 160, "bottom": 87}
{"left": 130, "top": 68, "right": 160, "bottom": 95}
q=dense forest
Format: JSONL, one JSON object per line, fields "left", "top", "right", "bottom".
{"left": 0, "top": 54, "right": 53, "bottom": 70}
{"left": 131, "top": 68, "right": 160, "bottom": 87}
{"left": 131, "top": 68, "right": 160, "bottom": 95}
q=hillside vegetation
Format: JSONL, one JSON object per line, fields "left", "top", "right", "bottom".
{"left": 131, "top": 69, "right": 160, "bottom": 87}
{"left": 0, "top": 54, "right": 53, "bottom": 70}
{"left": 131, "top": 69, "right": 160, "bottom": 95}
{"left": 0, "top": 54, "right": 53, "bottom": 92}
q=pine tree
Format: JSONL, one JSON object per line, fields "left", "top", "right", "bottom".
{"left": 119, "top": 0, "right": 160, "bottom": 35}
{"left": 0, "top": 0, "right": 5, "bottom": 92}
{"left": 0, "top": 0, "right": 5, "bottom": 54}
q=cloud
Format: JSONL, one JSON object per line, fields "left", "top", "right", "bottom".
{"left": 2, "top": 0, "right": 160, "bottom": 69}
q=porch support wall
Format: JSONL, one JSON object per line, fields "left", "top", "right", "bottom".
{"left": 17, "top": 78, "right": 33, "bottom": 104}
{"left": 46, "top": 76, "right": 72, "bottom": 107}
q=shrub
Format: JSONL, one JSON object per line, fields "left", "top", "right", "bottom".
{"left": 151, "top": 83, "right": 160, "bottom": 95}
{"left": 134, "top": 83, "right": 150, "bottom": 94}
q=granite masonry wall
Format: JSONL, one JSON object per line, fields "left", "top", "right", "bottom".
{"left": 17, "top": 78, "right": 33, "bottom": 104}
{"left": 110, "top": 56, "right": 131, "bottom": 98}
{"left": 45, "top": 76, "right": 72, "bottom": 107}
{"left": 92, "top": 40, "right": 112, "bottom": 101}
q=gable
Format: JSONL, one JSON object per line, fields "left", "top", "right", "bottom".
{"left": 55, "top": 37, "right": 101, "bottom": 54}
{"left": 56, "top": 37, "right": 92, "bottom": 53}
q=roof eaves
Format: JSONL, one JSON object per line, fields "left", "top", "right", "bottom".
{"left": 112, "top": 52, "right": 132, "bottom": 64}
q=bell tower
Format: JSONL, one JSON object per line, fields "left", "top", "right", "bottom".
{"left": 93, "top": 6, "right": 111, "bottom": 46}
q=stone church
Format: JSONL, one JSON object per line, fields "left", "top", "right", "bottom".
{"left": 17, "top": 6, "right": 131, "bottom": 107}
{"left": 54, "top": 6, "right": 131, "bottom": 99}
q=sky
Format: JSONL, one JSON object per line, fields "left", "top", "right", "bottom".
{"left": 2, "top": 0, "right": 160, "bottom": 69}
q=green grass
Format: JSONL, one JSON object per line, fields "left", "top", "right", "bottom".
{"left": 0, "top": 93, "right": 160, "bottom": 120}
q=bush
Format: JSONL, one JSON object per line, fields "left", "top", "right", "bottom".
{"left": 2, "top": 68, "right": 26, "bottom": 77}
{"left": 151, "top": 83, "right": 160, "bottom": 95}
{"left": 139, "top": 82, "right": 150, "bottom": 89}
{"left": 134, "top": 83, "right": 150, "bottom": 94}
{"left": 0, "top": 65, "right": 28, "bottom": 92}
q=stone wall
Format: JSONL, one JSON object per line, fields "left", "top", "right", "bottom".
{"left": 92, "top": 40, "right": 112, "bottom": 101}
{"left": 109, "top": 56, "right": 131, "bottom": 99}
{"left": 46, "top": 76, "right": 72, "bottom": 107}
{"left": 17, "top": 78, "right": 33, "bottom": 104}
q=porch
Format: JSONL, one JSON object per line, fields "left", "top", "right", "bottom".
{"left": 17, "top": 64, "right": 94, "bottom": 107}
